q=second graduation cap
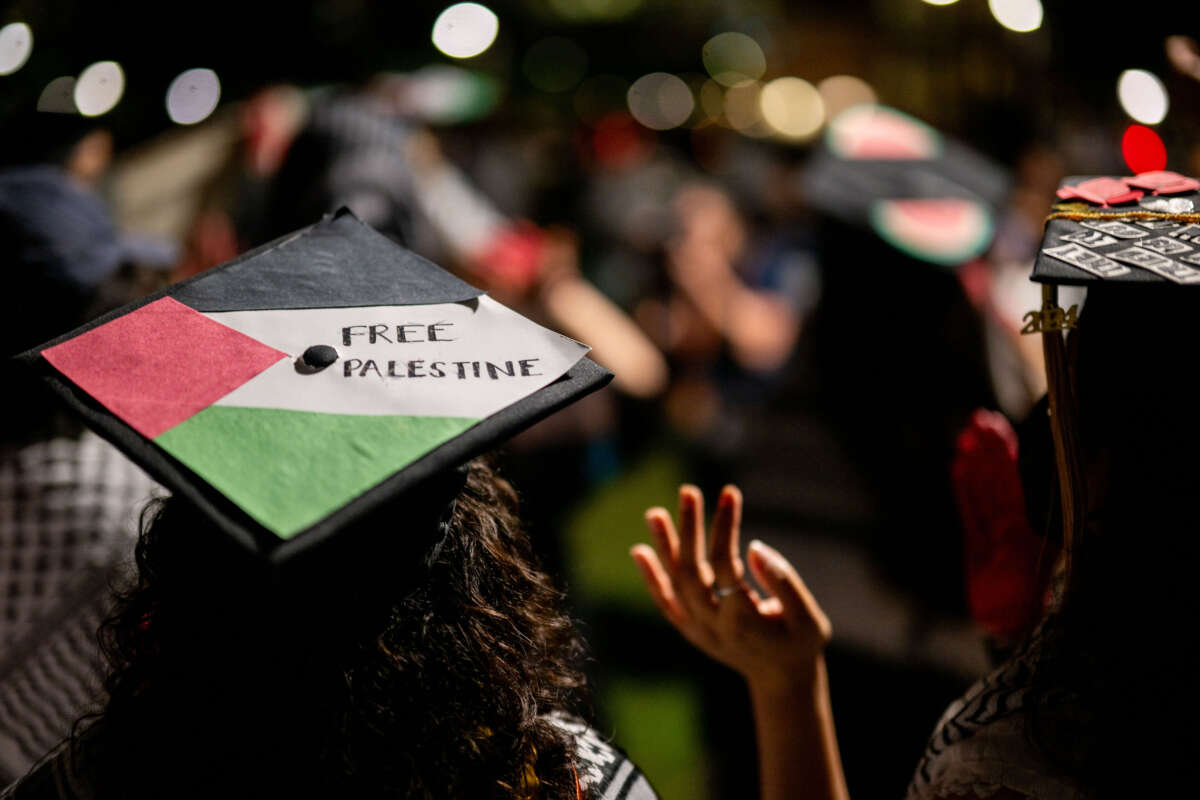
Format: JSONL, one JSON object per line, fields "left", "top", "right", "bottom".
{"left": 16, "top": 209, "right": 612, "bottom": 571}
{"left": 801, "top": 105, "right": 1009, "bottom": 266}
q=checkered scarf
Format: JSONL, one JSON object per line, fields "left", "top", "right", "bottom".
{"left": 0, "top": 432, "right": 160, "bottom": 785}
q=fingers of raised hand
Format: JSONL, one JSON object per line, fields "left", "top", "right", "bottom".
{"left": 706, "top": 485, "right": 760, "bottom": 623}
{"left": 672, "top": 486, "right": 717, "bottom": 613}
{"left": 631, "top": 544, "right": 721, "bottom": 654}
{"left": 644, "top": 506, "right": 680, "bottom": 567}
{"left": 644, "top": 503, "right": 713, "bottom": 626}
{"left": 677, "top": 485, "right": 706, "bottom": 567}
{"left": 630, "top": 545, "right": 686, "bottom": 629}
{"left": 708, "top": 485, "right": 744, "bottom": 587}
{"left": 747, "top": 540, "right": 831, "bottom": 644}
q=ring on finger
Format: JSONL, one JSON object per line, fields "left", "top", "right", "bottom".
{"left": 711, "top": 584, "right": 739, "bottom": 600}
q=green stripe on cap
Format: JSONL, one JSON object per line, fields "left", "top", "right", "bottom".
{"left": 155, "top": 406, "right": 479, "bottom": 539}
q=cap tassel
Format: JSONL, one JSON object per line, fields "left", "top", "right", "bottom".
{"left": 1040, "top": 283, "right": 1085, "bottom": 584}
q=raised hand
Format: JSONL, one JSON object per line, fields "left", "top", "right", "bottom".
{"left": 630, "top": 484, "right": 850, "bottom": 800}
{"left": 630, "top": 484, "right": 831, "bottom": 690}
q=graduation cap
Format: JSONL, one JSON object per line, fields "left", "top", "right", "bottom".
{"left": 14, "top": 209, "right": 611, "bottom": 576}
{"left": 800, "top": 105, "right": 1009, "bottom": 266}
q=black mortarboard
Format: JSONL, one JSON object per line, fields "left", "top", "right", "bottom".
{"left": 801, "top": 104, "right": 1009, "bottom": 266}
{"left": 14, "top": 209, "right": 611, "bottom": 574}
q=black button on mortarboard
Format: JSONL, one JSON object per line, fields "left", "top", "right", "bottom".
{"left": 295, "top": 344, "right": 339, "bottom": 374}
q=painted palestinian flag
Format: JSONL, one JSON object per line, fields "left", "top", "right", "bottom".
{"left": 28, "top": 211, "right": 597, "bottom": 544}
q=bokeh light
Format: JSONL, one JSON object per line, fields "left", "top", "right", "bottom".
{"left": 37, "top": 76, "right": 77, "bottom": 113}
{"left": 166, "top": 68, "right": 221, "bottom": 125}
{"left": 702, "top": 32, "right": 766, "bottom": 87}
{"left": 523, "top": 37, "right": 588, "bottom": 93}
{"left": 1122, "top": 124, "right": 1167, "bottom": 174}
{"left": 698, "top": 79, "right": 724, "bottom": 121}
{"left": 74, "top": 61, "right": 124, "bottom": 117}
{"left": 922, "top": 0, "right": 960, "bottom": 5}
{"left": 432, "top": 3, "right": 499, "bottom": 59}
{"left": 0, "top": 22, "right": 33, "bottom": 76}
{"left": 626, "top": 73, "right": 694, "bottom": 131}
{"left": 723, "top": 82, "right": 766, "bottom": 135}
{"left": 1117, "top": 69, "right": 1169, "bottom": 125}
{"left": 988, "top": 0, "right": 1043, "bottom": 33}
{"left": 760, "top": 77, "right": 824, "bottom": 140}
{"left": 817, "top": 75, "right": 877, "bottom": 121}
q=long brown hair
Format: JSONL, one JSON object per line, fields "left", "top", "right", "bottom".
{"left": 87, "top": 458, "right": 589, "bottom": 799}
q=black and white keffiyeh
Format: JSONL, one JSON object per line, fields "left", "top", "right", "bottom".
{"left": 548, "top": 713, "right": 659, "bottom": 800}
{"left": 0, "top": 432, "right": 159, "bottom": 785}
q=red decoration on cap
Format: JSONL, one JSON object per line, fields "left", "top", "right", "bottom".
{"left": 1056, "top": 177, "right": 1143, "bottom": 207}
{"left": 1122, "top": 170, "right": 1200, "bottom": 195}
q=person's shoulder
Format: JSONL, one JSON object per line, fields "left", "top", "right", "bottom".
{"left": 907, "top": 640, "right": 1090, "bottom": 800}
{"left": 545, "top": 713, "right": 659, "bottom": 800}
{"left": 1, "top": 740, "right": 93, "bottom": 800}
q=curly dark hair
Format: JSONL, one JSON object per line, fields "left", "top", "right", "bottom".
{"left": 81, "top": 457, "right": 590, "bottom": 799}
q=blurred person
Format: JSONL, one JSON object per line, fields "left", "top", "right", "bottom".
{"left": 0, "top": 154, "right": 170, "bottom": 781}
{"left": 797, "top": 106, "right": 1003, "bottom": 621}
{"left": 664, "top": 182, "right": 801, "bottom": 372}
{"left": 0, "top": 109, "right": 113, "bottom": 189}
{"left": 633, "top": 180, "right": 805, "bottom": 453}
{"left": 809, "top": 219, "right": 994, "bottom": 609}
{"left": 171, "top": 85, "right": 311, "bottom": 281}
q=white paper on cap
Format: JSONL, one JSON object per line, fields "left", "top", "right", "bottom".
{"left": 205, "top": 296, "right": 590, "bottom": 418}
